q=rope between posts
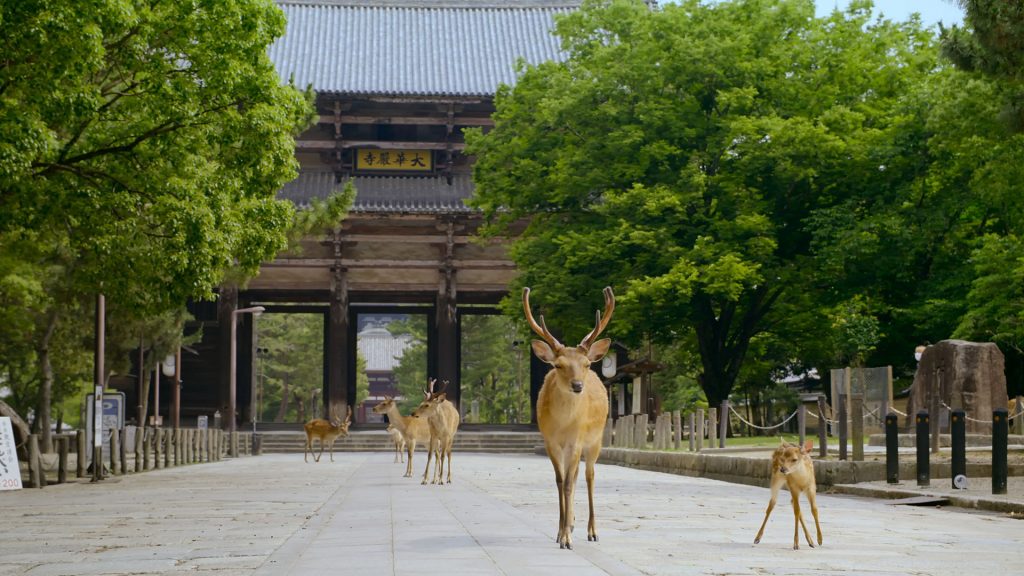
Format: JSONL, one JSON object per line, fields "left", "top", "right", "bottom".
{"left": 939, "top": 401, "right": 1024, "bottom": 424}
{"left": 729, "top": 405, "right": 800, "bottom": 431}
{"left": 804, "top": 409, "right": 838, "bottom": 425}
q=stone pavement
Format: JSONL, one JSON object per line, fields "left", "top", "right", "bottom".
{"left": 1, "top": 452, "right": 1022, "bottom": 576}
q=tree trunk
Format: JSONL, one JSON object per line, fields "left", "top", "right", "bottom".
{"left": 0, "top": 399, "right": 31, "bottom": 459}
{"left": 274, "top": 379, "right": 290, "bottom": 423}
{"left": 35, "top": 310, "right": 59, "bottom": 453}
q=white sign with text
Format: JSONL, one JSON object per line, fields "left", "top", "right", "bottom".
{"left": 0, "top": 417, "right": 23, "bottom": 491}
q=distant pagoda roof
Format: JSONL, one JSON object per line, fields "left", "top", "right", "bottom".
{"left": 270, "top": 0, "right": 577, "bottom": 97}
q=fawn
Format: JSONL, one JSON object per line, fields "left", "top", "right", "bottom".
{"left": 754, "top": 439, "right": 823, "bottom": 549}
{"left": 303, "top": 406, "right": 352, "bottom": 463}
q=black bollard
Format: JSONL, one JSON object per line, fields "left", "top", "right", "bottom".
{"left": 916, "top": 410, "right": 930, "bottom": 486}
{"left": 993, "top": 409, "right": 1008, "bottom": 495}
{"left": 951, "top": 410, "right": 966, "bottom": 489}
{"left": 885, "top": 413, "right": 899, "bottom": 484}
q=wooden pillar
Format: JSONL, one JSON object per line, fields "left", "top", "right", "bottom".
{"left": 328, "top": 265, "right": 350, "bottom": 421}
{"left": 435, "top": 219, "right": 459, "bottom": 410}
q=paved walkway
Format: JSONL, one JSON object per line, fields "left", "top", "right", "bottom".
{"left": 1, "top": 452, "right": 1022, "bottom": 575}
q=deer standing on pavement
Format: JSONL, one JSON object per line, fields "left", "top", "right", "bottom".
{"left": 303, "top": 406, "right": 352, "bottom": 463}
{"left": 524, "top": 286, "right": 613, "bottom": 549}
{"left": 386, "top": 424, "right": 405, "bottom": 463}
{"left": 411, "top": 379, "right": 460, "bottom": 484}
{"left": 372, "top": 396, "right": 431, "bottom": 477}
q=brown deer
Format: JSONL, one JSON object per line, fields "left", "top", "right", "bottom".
{"left": 372, "top": 396, "right": 431, "bottom": 477}
{"left": 754, "top": 439, "right": 823, "bottom": 550}
{"left": 411, "top": 379, "right": 460, "bottom": 484}
{"left": 303, "top": 406, "right": 352, "bottom": 463}
{"left": 524, "top": 286, "right": 613, "bottom": 549}
{"left": 386, "top": 424, "right": 406, "bottom": 463}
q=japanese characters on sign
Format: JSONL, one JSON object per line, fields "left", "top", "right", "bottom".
{"left": 355, "top": 149, "right": 433, "bottom": 172}
{"left": 0, "top": 417, "right": 22, "bottom": 491}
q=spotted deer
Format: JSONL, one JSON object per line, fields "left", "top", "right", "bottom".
{"left": 524, "top": 286, "right": 613, "bottom": 549}
{"left": 303, "top": 406, "right": 352, "bottom": 463}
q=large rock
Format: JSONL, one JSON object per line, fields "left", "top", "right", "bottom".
{"left": 907, "top": 340, "right": 1007, "bottom": 433}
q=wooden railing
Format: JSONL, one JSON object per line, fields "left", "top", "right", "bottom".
{"left": 21, "top": 428, "right": 257, "bottom": 488}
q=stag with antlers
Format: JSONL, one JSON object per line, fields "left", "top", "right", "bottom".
{"left": 303, "top": 406, "right": 352, "bottom": 463}
{"left": 524, "top": 286, "right": 614, "bottom": 550}
{"left": 412, "top": 378, "right": 460, "bottom": 485}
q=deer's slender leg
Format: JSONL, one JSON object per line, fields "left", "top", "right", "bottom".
{"left": 754, "top": 475, "right": 785, "bottom": 544}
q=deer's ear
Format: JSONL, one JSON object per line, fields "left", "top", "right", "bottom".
{"left": 532, "top": 339, "right": 557, "bottom": 363}
{"left": 803, "top": 439, "right": 813, "bottom": 454}
{"left": 586, "top": 338, "right": 611, "bottom": 362}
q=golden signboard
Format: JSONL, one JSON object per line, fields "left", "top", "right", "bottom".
{"left": 355, "top": 149, "right": 433, "bottom": 172}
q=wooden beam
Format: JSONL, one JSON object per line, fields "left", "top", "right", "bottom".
{"left": 334, "top": 234, "right": 509, "bottom": 245}
{"left": 318, "top": 115, "right": 493, "bottom": 127}
{"left": 295, "top": 140, "right": 466, "bottom": 151}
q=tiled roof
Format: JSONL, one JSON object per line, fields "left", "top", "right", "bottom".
{"left": 280, "top": 169, "right": 476, "bottom": 213}
{"left": 357, "top": 324, "right": 412, "bottom": 371}
{"left": 270, "top": 1, "right": 576, "bottom": 96}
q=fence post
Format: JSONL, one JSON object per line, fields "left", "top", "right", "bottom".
{"left": 57, "top": 436, "right": 68, "bottom": 484}
{"left": 76, "top": 429, "right": 87, "bottom": 478}
{"left": 28, "top": 433, "right": 42, "bottom": 488}
{"left": 816, "top": 395, "right": 828, "bottom": 458}
{"left": 134, "top": 427, "right": 143, "bottom": 473}
{"left": 837, "top": 393, "right": 848, "bottom": 461}
{"left": 885, "top": 413, "right": 899, "bottom": 484}
{"left": 708, "top": 407, "right": 717, "bottom": 448}
{"left": 798, "top": 404, "right": 807, "bottom": 448}
{"left": 916, "top": 410, "right": 930, "bottom": 486}
{"left": 109, "top": 427, "right": 120, "bottom": 475}
{"left": 993, "top": 409, "right": 1008, "bottom": 495}
{"left": 696, "top": 409, "right": 705, "bottom": 452}
{"left": 688, "top": 412, "right": 695, "bottom": 452}
{"left": 673, "top": 411, "right": 681, "bottom": 450}
{"left": 120, "top": 428, "right": 128, "bottom": 474}
{"left": 851, "top": 394, "right": 864, "bottom": 462}
{"left": 719, "top": 401, "right": 728, "bottom": 449}
{"left": 1015, "top": 396, "right": 1023, "bottom": 436}
{"left": 951, "top": 410, "right": 966, "bottom": 490}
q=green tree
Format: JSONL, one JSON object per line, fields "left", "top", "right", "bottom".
{"left": 0, "top": 1, "right": 352, "bottom": 446}
{"left": 460, "top": 314, "right": 530, "bottom": 424}
{"left": 468, "top": 0, "right": 936, "bottom": 407}
{"left": 942, "top": 1, "right": 1024, "bottom": 130}
{"left": 387, "top": 316, "right": 429, "bottom": 414}
{"left": 257, "top": 313, "right": 324, "bottom": 423}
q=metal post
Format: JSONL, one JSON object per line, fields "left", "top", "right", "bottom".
{"left": 916, "top": 410, "right": 930, "bottom": 486}
{"left": 885, "top": 413, "right": 899, "bottom": 484}
{"left": 91, "top": 293, "right": 105, "bottom": 483}
{"left": 951, "top": 410, "right": 965, "bottom": 490}
{"left": 993, "top": 409, "right": 1008, "bottom": 495}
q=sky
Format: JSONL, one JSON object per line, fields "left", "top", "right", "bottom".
{"left": 814, "top": 1, "right": 964, "bottom": 28}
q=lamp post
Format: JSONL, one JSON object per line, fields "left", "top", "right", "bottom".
{"left": 230, "top": 306, "right": 264, "bottom": 456}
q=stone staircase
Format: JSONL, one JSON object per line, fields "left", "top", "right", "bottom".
{"left": 258, "top": 427, "right": 544, "bottom": 455}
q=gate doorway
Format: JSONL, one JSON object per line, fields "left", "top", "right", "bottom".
{"left": 459, "top": 310, "right": 530, "bottom": 424}
{"left": 253, "top": 310, "right": 327, "bottom": 427}
{"left": 355, "top": 309, "right": 430, "bottom": 424}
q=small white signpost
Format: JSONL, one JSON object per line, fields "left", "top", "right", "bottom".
{"left": 0, "top": 416, "right": 23, "bottom": 491}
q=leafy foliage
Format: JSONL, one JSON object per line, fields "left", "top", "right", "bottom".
{"left": 468, "top": 0, "right": 938, "bottom": 406}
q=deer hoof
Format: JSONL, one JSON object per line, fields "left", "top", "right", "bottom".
{"left": 588, "top": 534, "right": 598, "bottom": 542}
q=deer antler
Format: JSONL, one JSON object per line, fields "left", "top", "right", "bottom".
{"left": 579, "top": 286, "right": 615, "bottom": 350}
{"left": 523, "top": 287, "right": 564, "bottom": 351}
{"left": 425, "top": 378, "right": 438, "bottom": 399}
